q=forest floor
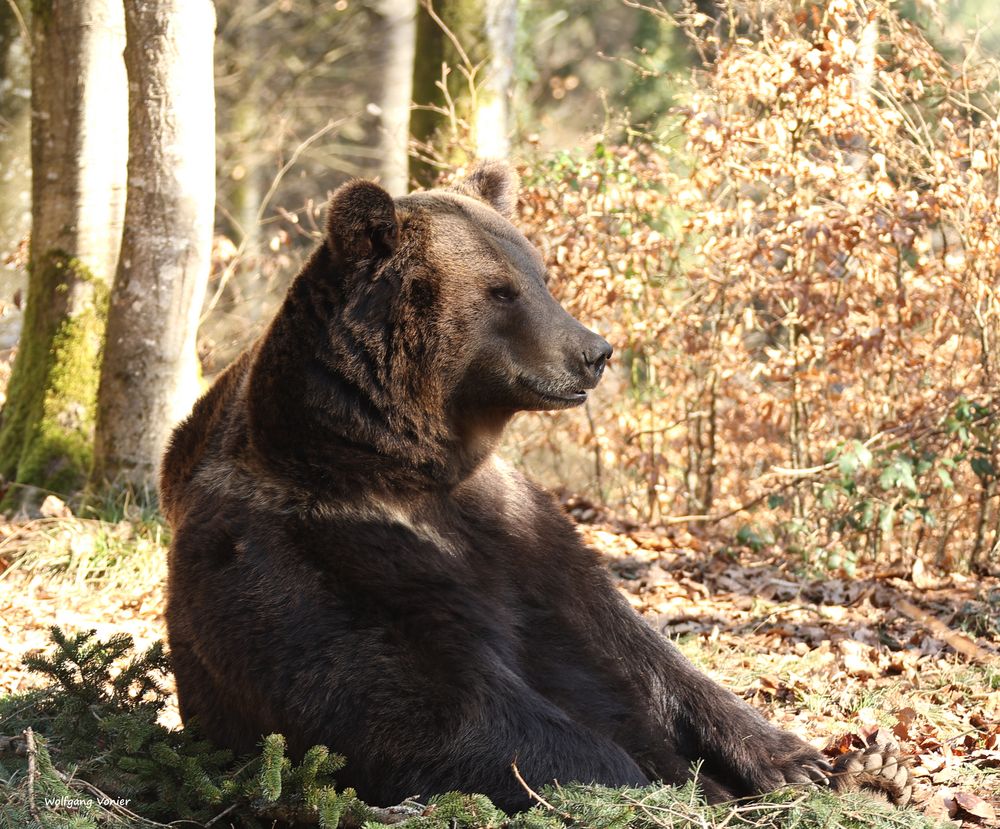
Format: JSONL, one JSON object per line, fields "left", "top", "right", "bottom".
{"left": 0, "top": 508, "right": 998, "bottom": 826}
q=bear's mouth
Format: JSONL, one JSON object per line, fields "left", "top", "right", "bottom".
{"left": 516, "top": 376, "right": 589, "bottom": 407}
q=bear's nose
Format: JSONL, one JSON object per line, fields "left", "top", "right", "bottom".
{"left": 583, "top": 339, "right": 613, "bottom": 380}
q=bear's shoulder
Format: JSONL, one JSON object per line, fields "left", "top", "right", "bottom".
{"left": 160, "top": 347, "right": 256, "bottom": 524}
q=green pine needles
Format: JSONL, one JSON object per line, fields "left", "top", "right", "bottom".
{"left": 0, "top": 629, "right": 943, "bottom": 829}
{"left": 0, "top": 628, "right": 368, "bottom": 827}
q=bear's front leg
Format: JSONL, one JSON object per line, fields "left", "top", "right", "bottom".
{"left": 568, "top": 568, "right": 835, "bottom": 798}
{"left": 678, "top": 697, "right": 834, "bottom": 795}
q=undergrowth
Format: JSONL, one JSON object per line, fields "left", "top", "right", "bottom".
{"left": 0, "top": 630, "right": 942, "bottom": 829}
{"left": 0, "top": 511, "right": 165, "bottom": 592}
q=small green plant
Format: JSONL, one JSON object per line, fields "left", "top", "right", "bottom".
{"left": 0, "top": 628, "right": 365, "bottom": 828}
{"left": 741, "top": 397, "right": 998, "bottom": 573}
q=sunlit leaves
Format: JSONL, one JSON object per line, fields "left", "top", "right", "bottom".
{"left": 509, "top": 0, "right": 999, "bottom": 571}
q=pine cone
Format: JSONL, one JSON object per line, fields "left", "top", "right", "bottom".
{"left": 830, "top": 737, "right": 913, "bottom": 807}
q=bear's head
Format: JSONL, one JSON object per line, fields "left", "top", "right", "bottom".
{"left": 251, "top": 162, "right": 612, "bottom": 484}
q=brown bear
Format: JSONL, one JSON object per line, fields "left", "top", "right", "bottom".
{"left": 160, "top": 162, "right": 910, "bottom": 812}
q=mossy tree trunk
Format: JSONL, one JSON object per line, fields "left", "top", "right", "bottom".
{"left": 0, "top": 0, "right": 127, "bottom": 501}
{"left": 92, "top": 0, "right": 216, "bottom": 490}
{"left": 0, "top": 3, "right": 31, "bottom": 295}
{"left": 409, "top": 0, "right": 517, "bottom": 188}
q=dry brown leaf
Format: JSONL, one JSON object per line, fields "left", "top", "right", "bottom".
{"left": 893, "top": 706, "right": 918, "bottom": 741}
{"left": 911, "top": 557, "right": 939, "bottom": 590}
{"left": 839, "top": 639, "right": 878, "bottom": 678}
{"left": 954, "top": 791, "right": 997, "bottom": 823}
{"left": 39, "top": 495, "right": 71, "bottom": 519}
{"left": 924, "top": 788, "right": 958, "bottom": 820}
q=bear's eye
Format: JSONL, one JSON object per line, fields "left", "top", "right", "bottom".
{"left": 490, "top": 285, "right": 518, "bottom": 302}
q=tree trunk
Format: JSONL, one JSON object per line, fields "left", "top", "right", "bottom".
{"left": 224, "top": 0, "right": 263, "bottom": 253}
{"left": 93, "top": 0, "right": 216, "bottom": 489}
{"left": 0, "top": 0, "right": 127, "bottom": 500}
{"left": 474, "top": 0, "right": 516, "bottom": 159}
{"left": 0, "top": 3, "right": 31, "bottom": 299}
{"left": 373, "top": 0, "right": 416, "bottom": 197}
{"left": 409, "top": 0, "right": 448, "bottom": 187}
{"left": 409, "top": 0, "right": 516, "bottom": 187}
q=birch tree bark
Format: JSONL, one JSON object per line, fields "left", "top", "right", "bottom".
{"left": 0, "top": 0, "right": 127, "bottom": 499}
{"left": 373, "top": 0, "right": 416, "bottom": 197}
{"left": 0, "top": 3, "right": 31, "bottom": 296}
{"left": 93, "top": 0, "right": 216, "bottom": 489}
{"left": 474, "top": 0, "right": 516, "bottom": 159}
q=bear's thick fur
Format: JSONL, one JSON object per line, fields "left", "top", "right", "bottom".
{"left": 161, "top": 163, "right": 839, "bottom": 811}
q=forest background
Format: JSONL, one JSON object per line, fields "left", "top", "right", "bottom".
{"left": 0, "top": 0, "right": 998, "bottom": 826}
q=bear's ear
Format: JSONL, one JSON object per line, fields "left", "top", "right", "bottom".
{"left": 325, "top": 179, "right": 399, "bottom": 268}
{"left": 451, "top": 160, "right": 519, "bottom": 219}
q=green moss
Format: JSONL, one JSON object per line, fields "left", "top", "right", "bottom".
{"left": 18, "top": 285, "right": 107, "bottom": 491}
{"left": 0, "top": 250, "right": 108, "bottom": 503}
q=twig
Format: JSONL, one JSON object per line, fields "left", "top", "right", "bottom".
{"left": 584, "top": 399, "right": 605, "bottom": 503}
{"left": 68, "top": 775, "right": 170, "bottom": 827}
{"left": 419, "top": 0, "right": 476, "bottom": 78}
{"left": 767, "top": 429, "right": 888, "bottom": 478}
{"left": 17, "top": 738, "right": 174, "bottom": 828}
{"left": 365, "top": 800, "right": 428, "bottom": 826}
{"left": 621, "top": 0, "right": 674, "bottom": 23}
{"left": 4, "top": 0, "right": 29, "bottom": 46}
{"left": 510, "top": 761, "right": 573, "bottom": 819}
{"left": 203, "top": 803, "right": 239, "bottom": 827}
{"left": 624, "top": 411, "right": 709, "bottom": 444}
{"left": 25, "top": 726, "right": 38, "bottom": 821}
{"left": 659, "top": 477, "right": 803, "bottom": 525}
{"left": 892, "top": 595, "right": 993, "bottom": 664}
